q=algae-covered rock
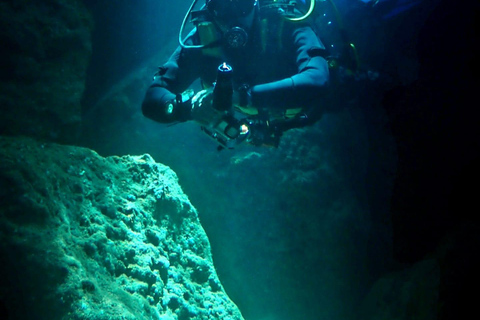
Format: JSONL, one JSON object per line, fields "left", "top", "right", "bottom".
{"left": 0, "top": 136, "right": 243, "bottom": 320}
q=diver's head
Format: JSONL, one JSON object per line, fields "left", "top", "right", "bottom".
{"left": 206, "top": 0, "right": 258, "bottom": 48}
{"left": 206, "top": 0, "right": 257, "bottom": 20}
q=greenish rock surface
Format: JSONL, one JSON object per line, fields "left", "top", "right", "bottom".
{"left": 359, "top": 259, "right": 440, "bottom": 320}
{"left": 0, "top": 136, "right": 244, "bottom": 320}
{"left": 0, "top": 0, "right": 93, "bottom": 142}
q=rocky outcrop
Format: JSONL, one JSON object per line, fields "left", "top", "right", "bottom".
{"left": 360, "top": 259, "right": 441, "bottom": 320}
{"left": 0, "top": 0, "right": 93, "bottom": 142}
{"left": 0, "top": 136, "right": 244, "bottom": 320}
{"left": 359, "top": 222, "right": 480, "bottom": 319}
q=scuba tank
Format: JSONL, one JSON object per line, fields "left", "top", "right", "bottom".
{"left": 313, "top": 0, "right": 360, "bottom": 73}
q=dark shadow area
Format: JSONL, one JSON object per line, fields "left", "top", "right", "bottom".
{"left": 81, "top": 0, "right": 190, "bottom": 110}
{"left": 382, "top": 0, "right": 479, "bottom": 317}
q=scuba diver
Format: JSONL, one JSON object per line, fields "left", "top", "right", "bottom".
{"left": 142, "top": 0, "right": 329, "bottom": 149}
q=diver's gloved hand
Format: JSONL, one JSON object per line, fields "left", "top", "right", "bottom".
{"left": 159, "top": 89, "right": 195, "bottom": 122}
{"left": 238, "top": 118, "right": 283, "bottom": 147}
{"left": 190, "top": 88, "right": 219, "bottom": 127}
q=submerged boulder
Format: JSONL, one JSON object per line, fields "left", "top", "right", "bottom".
{"left": 0, "top": 136, "right": 243, "bottom": 320}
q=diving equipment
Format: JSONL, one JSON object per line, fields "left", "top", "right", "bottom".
{"left": 224, "top": 26, "right": 249, "bottom": 48}
{"left": 179, "top": 0, "right": 318, "bottom": 50}
{"left": 239, "top": 118, "right": 282, "bottom": 147}
{"left": 259, "top": 0, "right": 316, "bottom": 21}
{"left": 316, "top": 0, "right": 361, "bottom": 72}
{"left": 179, "top": 0, "right": 258, "bottom": 50}
{"left": 212, "top": 62, "right": 233, "bottom": 112}
{"left": 193, "top": 63, "right": 241, "bottom": 150}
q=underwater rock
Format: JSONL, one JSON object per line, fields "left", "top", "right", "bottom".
{"left": 0, "top": 136, "right": 244, "bottom": 320}
{"left": 359, "top": 222, "right": 480, "bottom": 320}
{"left": 0, "top": 0, "right": 93, "bottom": 142}
{"left": 359, "top": 258, "right": 440, "bottom": 320}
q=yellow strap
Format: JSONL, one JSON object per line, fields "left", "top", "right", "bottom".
{"left": 235, "top": 105, "right": 259, "bottom": 116}
{"left": 235, "top": 105, "right": 303, "bottom": 119}
{"left": 285, "top": 108, "right": 303, "bottom": 118}
{"left": 198, "top": 22, "right": 223, "bottom": 58}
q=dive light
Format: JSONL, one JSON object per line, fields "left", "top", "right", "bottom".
{"left": 200, "top": 63, "right": 240, "bottom": 150}
{"left": 212, "top": 62, "right": 233, "bottom": 112}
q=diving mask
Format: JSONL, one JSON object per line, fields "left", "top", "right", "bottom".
{"left": 206, "top": 0, "right": 258, "bottom": 19}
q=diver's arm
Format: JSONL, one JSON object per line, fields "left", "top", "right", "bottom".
{"left": 142, "top": 34, "right": 202, "bottom": 123}
{"left": 238, "top": 26, "right": 329, "bottom": 145}
{"left": 142, "top": 60, "right": 192, "bottom": 123}
{"left": 142, "top": 86, "right": 192, "bottom": 123}
{"left": 250, "top": 26, "right": 329, "bottom": 117}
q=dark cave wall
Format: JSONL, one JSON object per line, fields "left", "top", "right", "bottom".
{"left": 0, "top": 0, "right": 93, "bottom": 143}
{"left": 81, "top": 0, "right": 193, "bottom": 108}
{"left": 379, "top": 0, "right": 480, "bottom": 318}
{"left": 386, "top": 0, "right": 478, "bottom": 266}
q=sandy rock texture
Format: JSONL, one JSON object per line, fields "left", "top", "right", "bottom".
{"left": 0, "top": 136, "right": 243, "bottom": 320}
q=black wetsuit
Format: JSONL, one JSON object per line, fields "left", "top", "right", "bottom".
{"left": 142, "top": 16, "right": 329, "bottom": 131}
